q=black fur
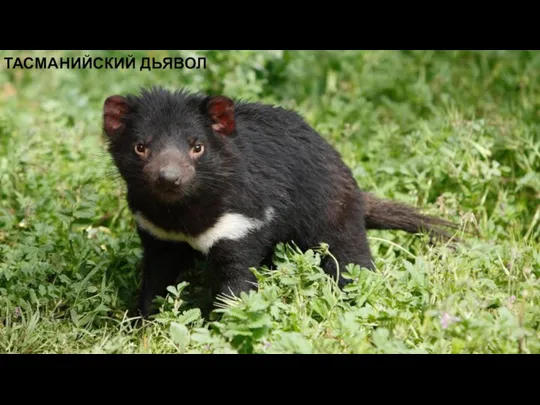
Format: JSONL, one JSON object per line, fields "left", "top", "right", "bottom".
{"left": 103, "top": 86, "right": 458, "bottom": 318}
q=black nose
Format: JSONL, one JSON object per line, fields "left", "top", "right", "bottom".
{"left": 158, "top": 165, "right": 182, "bottom": 187}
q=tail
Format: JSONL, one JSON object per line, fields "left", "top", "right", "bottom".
{"left": 362, "top": 192, "right": 462, "bottom": 243}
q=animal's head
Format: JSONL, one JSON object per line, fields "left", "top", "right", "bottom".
{"left": 102, "top": 87, "right": 238, "bottom": 204}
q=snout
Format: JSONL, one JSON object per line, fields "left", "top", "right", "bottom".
{"left": 158, "top": 165, "right": 182, "bottom": 189}
{"left": 155, "top": 164, "right": 195, "bottom": 192}
{"left": 143, "top": 149, "right": 196, "bottom": 202}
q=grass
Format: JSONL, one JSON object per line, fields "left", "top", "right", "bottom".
{"left": 0, "top": 50, "right": 538, "bottom": 354}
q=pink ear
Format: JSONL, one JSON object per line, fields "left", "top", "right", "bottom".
{"left": 206, "top": 96, "right": 235, "bottom": 136}
{"left": 103, "top": 95, "right": 130, "bottom": 137}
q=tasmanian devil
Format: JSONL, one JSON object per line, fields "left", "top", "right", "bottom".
{"left": 102, "top": 86, "right": 459, "bottom": 318}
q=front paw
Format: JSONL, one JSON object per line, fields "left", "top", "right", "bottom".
{"left": 126, "top": 304, "right": 153, "bottom": 328}
{"left": 135, "top": 293, "right": 160, "bottom": 320}
{"left": 215, "top": 276, "right": 258, "bottom": 301}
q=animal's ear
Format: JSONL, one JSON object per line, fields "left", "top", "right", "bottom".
{"left": 103, "top": 95, "right": 131, "bottom": 137}
{"left": 204, "top": 96, "right": 236, "bottom": 136}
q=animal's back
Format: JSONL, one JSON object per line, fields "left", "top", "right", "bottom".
{"left": 231, "top": 100, "right": 364, "bottom": 247}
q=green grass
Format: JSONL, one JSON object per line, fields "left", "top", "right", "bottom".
{"left": 0, "top": 50, "right": 538, "bottom": 354}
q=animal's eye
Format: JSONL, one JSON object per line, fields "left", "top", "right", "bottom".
{"left": 135, "top": 143, "right": 146, "bottom": 155}
{"left": 193, "top": 143, "right": 204, "bottom": 154}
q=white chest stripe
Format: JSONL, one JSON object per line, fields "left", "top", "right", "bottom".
{"left": 134, "top": 208, "right": 275, "bottom": 255}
